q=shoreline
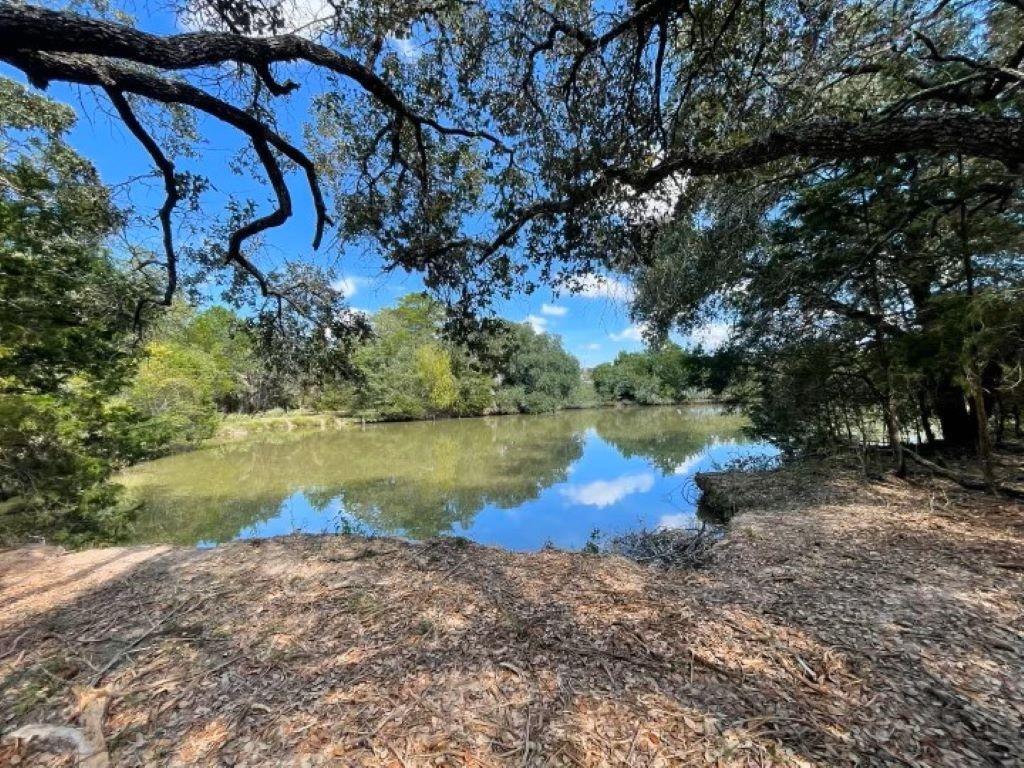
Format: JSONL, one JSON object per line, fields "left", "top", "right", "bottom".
{"left": 2, "top": 459, "right": 1021, "bottom": 765}
{"left": 209, "top": 401, "right": 725, "bottom": 442}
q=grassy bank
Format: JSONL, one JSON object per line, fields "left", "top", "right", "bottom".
{"left": 213, "top": 411, "right": 358, "bottom": 441}
{"left": 209, "top": 400, "right": 725, "bottom": 442}
{"left": 2, "top": 456, "right": 1022, "bottom": 765}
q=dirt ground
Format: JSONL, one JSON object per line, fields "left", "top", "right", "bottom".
{"left": 1, "top": 462, "right": 1022, "bottom": 766}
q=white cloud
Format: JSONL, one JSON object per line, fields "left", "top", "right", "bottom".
{"left": 524, "top": 314, "right": 548, "bottom": 334}
{"left": 688, "top": 322, "right": 731, "bottom": 351}
{"left": 561, "top": 473, "right": 655, "bottom": 508}
{"left": 672, "top": 438, "right": 744, "bottom": 476}
{"left": 540, "top": 303, "right": 568, "bottom": 317}
{"left": 610, "top": 323, "right": 648, "bottom": 342}
{"left": 584, "top": 343, "right": 601, "bottom": 351}
{"left": 561, "top": 274, "right": 635, "bottom": 303}
{"left": 331, "top": 275, "right": 366, "bottom": 298}
{"left": 672, "top": 452, "right": 707, "bottom": 477}
{"left": 388, "top": 35, "right": 422, "bottom": 61}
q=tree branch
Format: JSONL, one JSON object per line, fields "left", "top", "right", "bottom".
{"left": 473, "top": 113, "right": 1024, "bottom": 258}
{"left": 7, "top": 50, "right": 331, "bottom": 252}
{"left": 103, "top": 87, "right": 179, "bottom": 306}
{"left": 0, "top": 4, "right": 508, "bottom": 151}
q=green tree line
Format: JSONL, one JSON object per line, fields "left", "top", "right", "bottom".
{"left": 130, "top": 292, "right": 585, "bottom": 427}
{"left": 591, "top": 344, "right": 742, "bottom": 406}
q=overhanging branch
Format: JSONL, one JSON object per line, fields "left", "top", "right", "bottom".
{"left": 103, "top": 87, "right": 179, "bottom": 306}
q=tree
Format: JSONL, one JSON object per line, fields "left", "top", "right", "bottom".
{"left": 122, "top": 340, "right": 227, "bottom": 446}
{"left": 591, "top": 343, "right": 725, "bottom": 404}
{"left": 0, "top": 77, "right": 149, "bottom": 541}
{"left": 629, "top": 153, "right": 1024, "bottom": 470}
{"left": 1, "top": 1, "right": 1022, "bottom": 318}
{"left": 352, "top": 294, "right": 460, "bottom": 419}
{"left": 346, "top": 295, "right": 581, "bottom": 418}
{"left": 415, "top": 344, "right": 459, "bottom": 413}
{"left": 240, "top": 268, "right": 368, "bottom": 411}
{"left": 481, "top": 321, "right": 581, "bottom": 414}
{"left": 593, "top": 351, "right": 673, "bottom": 405}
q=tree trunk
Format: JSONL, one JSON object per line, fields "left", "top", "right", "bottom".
{"left": 933, "top": 380, "right": 976, "bottom": 448}
{"left": 917, "top": 388, "right": 936, "bottom": 444}
{"left": 876, "top": 330, "right": 905, "bottom": 476}
{"left": 966, "top": 363, "right": 997, "bottom": 491}
{"left": 994, "top": 392, "right": 1005, "bottom": 446}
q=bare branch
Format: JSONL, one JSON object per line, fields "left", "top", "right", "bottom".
{"left": 8, "top": 51, "right": 331, "bottom": 252}
{"left": 103, "top": 88, "right": 179, "bottom": 306}
{"left": 227, "top": 137, "right": 291, "bottom": 301}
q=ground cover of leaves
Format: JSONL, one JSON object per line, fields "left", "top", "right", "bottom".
{"left": 1, "top": 462, "right": 1022, "bottom": 766}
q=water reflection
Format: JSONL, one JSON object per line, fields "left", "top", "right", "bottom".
{"left": 560, "top": 472, "right": 655, "bottom": 508}
{"left": 120, "top": 406, "right": 776, "bottom": 550}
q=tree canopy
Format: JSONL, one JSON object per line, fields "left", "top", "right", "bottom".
{"left": 2, "top": 0, "right": 1022, "bottom": 316}
{"left": 0, "top": 78, "right": 150, "bottom": 540}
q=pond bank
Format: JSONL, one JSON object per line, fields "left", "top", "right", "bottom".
{"left": 209, "top": 401, "right": 718, "bottom": 442}
{"left": 3, "top": 460, "right": 1022, "bottom": 766}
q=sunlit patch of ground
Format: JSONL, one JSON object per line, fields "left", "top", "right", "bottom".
{"left": 1, "top": 458, "right": 1022, "bottom": 766}
{"left": 0, "top": 545, "right": 172, "bottom": 632}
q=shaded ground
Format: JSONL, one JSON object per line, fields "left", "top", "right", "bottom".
{"left": 1, "top": 461, "right": 1022, "bottom": 766}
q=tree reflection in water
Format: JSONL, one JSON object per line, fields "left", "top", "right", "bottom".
{"left": 121, "top": 407, "right": 775, "bottom": 549}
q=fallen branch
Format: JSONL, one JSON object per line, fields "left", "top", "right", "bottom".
{"left": 902, "top": 445, "right": 1024, "bottom": 500}
{"left": 90, "top": 598, "right": 197, "bottom": 685}
{"left": 603, "top": 525, "right": 721, "bottom": 568}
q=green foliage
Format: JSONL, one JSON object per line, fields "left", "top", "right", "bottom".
{"left": 0, "top": 78, "right": 149, "bottom": 543}
{"left": 350, "top": 296, "right": 441, "bottom": 419}
{"left": 416, "top": 343, "right": 459, "bottom": 413}
{"left": 240, "top": 267, "right": 368, "bottom": 412}
{"left": 114, "top": 292, "right": 583, "bottom": 427}
{"left": 593, "top": 351, "right": 674, "bottom": 405}
{"left": 631, "top": 156, "right": 1024, "bottom": 454}
{"left": 116, "top": 304, "right": 260, "bottom": 451}
{"left": 471, "top": 319, "right": 581, "bottom": 414}
{"left": 122, "top": 341, "right": 224, "bottom": 446}
{"left": 591, "top": 343, "right": 734, "bottom": 405}
{"left": 340, "top": 295, "right": 582, "bottom": 419}
{"left": 314, "top": 381, "right": 361, "bottom": 412}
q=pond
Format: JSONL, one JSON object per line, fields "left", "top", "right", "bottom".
{"left": 119, "top": 406, "right": 777, "bottom": 550}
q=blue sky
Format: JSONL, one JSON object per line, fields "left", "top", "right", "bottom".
{"left": 1, "top": 2, "right": 729, "bottom": 367}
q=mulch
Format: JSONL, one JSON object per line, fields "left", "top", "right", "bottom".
{"left": 1, "top": 461, "right": 1022, "bottom": 766}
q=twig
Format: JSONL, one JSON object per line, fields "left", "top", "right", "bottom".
{"left": 0, "top": 629, "right": 30, "bottom": 661}
{"left": 90, "top": 598, "right": 196, "bottom": 685}
{"left": 625, "top": 721, "right": 641, "bottom": 763}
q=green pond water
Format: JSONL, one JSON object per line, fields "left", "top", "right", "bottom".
{"left": 119, "top": 406, "right": 777, "bottom": 550}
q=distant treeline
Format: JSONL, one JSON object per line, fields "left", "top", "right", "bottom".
{"left": 130, "top": 293, "right": 587, "bottom": 433}
{"left": 591, "top": 345, "right": 741, "bottom": 405}
{"left": 131, "top": 298, "right": 748, "bottom": 434}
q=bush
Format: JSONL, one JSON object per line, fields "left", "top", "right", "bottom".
{"left": 120, "top": 342, "right": 223, "bottom": 446}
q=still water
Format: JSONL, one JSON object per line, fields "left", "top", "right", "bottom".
{"left": 119, "top": 406, "right": 777, "bottom": 550}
